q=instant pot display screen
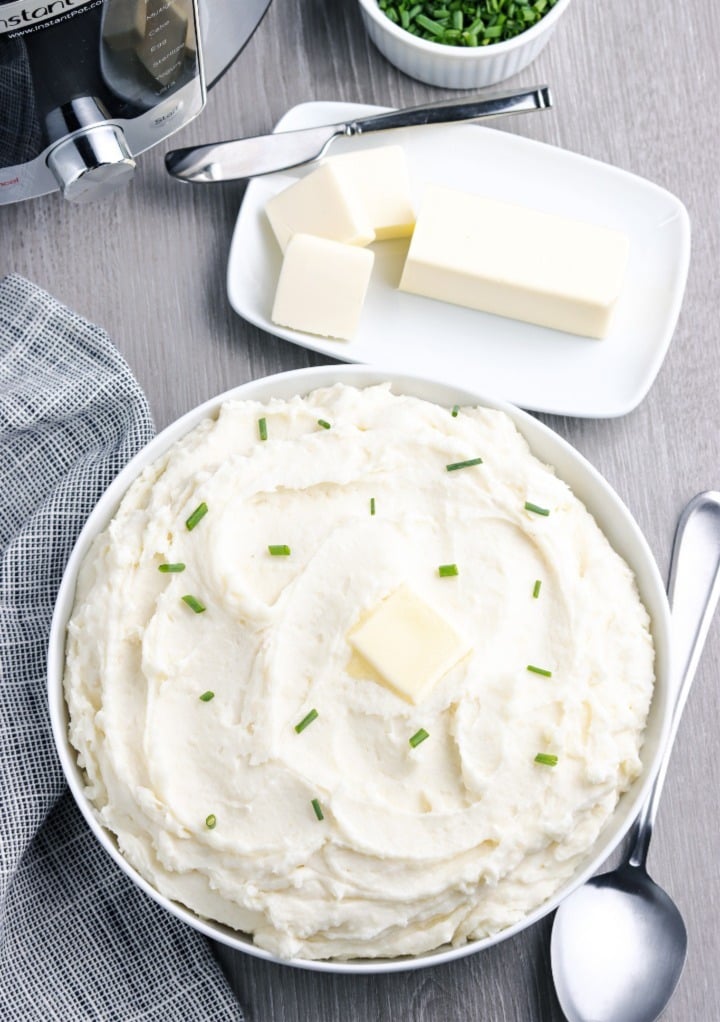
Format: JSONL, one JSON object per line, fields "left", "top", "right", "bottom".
{"left": 0, "top": 0, "right": 199, "bottom": 168}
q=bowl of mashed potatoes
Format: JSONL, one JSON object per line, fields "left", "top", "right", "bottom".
{"left": 48, "top": 365, "right": 671, "bottom": 972}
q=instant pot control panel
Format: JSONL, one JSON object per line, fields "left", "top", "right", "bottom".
{"left": 0, "top": 0, "right": 205, "bottom": 203}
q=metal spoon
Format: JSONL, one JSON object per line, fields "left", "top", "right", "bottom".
{"left": 551, "top": 490, "right": 720, "bottom": 1022}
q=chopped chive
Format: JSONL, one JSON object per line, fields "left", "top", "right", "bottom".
{"left": 370, "top": 497, "right": 376, "bottom": 516}
{"left": 416, "top": 12, "right": 445, "bottom": 35}
{"left": 317, "top": 419, "right": 332, "bottom": 430}
{"left": 258, "top": 417, "right": 268, "bottom": 441}
{"left": 525, "top": 501, "right": 550, "bottom": 516}
{"left": 182, "top": 594, "right": 206, "bottom": 614}
{"left": 158, "top": 562, "right": 185, "bottom": 573}
{"left": 185, "top": 502, "right": 208, "bottom": 531}
{"left": 268, "top": 544, "right": 291, "bottom": 556}
{"left": 527, "top": 664, "right": 552, "bottom": 677}
{"left": 199, "top": 690, "right": 215, "bottom": 702}
{"left": 409, "top": 728, "right": 429, "bottom": 748}
{"left": 446, "top": 456, "right": 483, "bottom": 472}
{"left": 451, "top": 404, "right": 460, "bottom": 417}
{"left": 205, "top": 813, "right": 217, "bottom": 829}
{"left": 532, "top": 579, "right": 542, "bottom": 598}
{"left": 311, "top": 798, "right": 324, "bottom": 821}
{"left": 295, "top": 708, "right": 319, "bottom": 733}
{"left": 377, "top": 0, "right": 559, "bottom": 45}
{"left": 534, "top": 752, "right": 558, "bottom": 766}
{"left": 438, "top": 563, "right": 459, "bottom": 577}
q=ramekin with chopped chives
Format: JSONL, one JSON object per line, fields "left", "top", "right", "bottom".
{"left": 376, "top": 0, "right": 560, "bottom": 48}
{"left": 357, "top": 0, "right": 573, "bottom": 89}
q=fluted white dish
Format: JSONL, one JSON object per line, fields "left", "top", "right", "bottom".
{"left": 48, "top": 364, "right": 672, "bottom": 973}
{"left": 356, "top": 0, "right": 575, "bottom": 88}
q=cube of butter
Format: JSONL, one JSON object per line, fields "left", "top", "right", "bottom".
{"left": 265, "top": 162, "right": 374, "bottom": 252}
{"left": 326, "top": 145, "right": 415, "bottom": 240}
{"left": 399, "top": 185, "right": 629, "bottom": 339}
{"left": 271, "top": 234, "right": 374, "bottom": 341}
{"left": 349, "top": 586, "right": 471, "bottom": 704}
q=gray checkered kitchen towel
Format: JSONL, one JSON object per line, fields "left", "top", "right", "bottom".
{"left": 0, "top": 275, "right": 245, "bottom": 1021}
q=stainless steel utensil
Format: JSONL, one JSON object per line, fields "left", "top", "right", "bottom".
{"left": 164, "top": 84, "right": 551, "bottom": 183}
{"left": 551, "top": 490, "right": 720, "bottom": 1022}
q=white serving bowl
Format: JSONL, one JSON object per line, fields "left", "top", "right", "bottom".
{"left": 48, "top": 364, "right": 671, "bottom": 974}
{"left": 357, "top": 0, "right": 575, "bottom": 88}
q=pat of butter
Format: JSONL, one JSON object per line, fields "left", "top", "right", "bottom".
{"left": 399, "top": 185, "right": 629, "bottom": 339}
{"left": 349, "top": 586, "right": 471, "bottom": 704}
{"left": 271, "top": 234, "right": 374, "bottom": 341}
{"left": 265, "top": 163, "right": 374, "bottom": 253}
{"left": 326, "top": 146, "right": 415, "bottom": 240}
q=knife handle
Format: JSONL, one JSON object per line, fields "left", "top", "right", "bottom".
{"left": 349, "top": 85, "right": 552, "bottom": 136}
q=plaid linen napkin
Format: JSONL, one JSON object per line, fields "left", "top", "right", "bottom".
{"left": 0, "top": 275, "right": 245, "bottom": 1021}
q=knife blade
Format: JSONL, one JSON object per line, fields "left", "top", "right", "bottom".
{"left": 165, "top": 85, "right": 552, "bottom": 184}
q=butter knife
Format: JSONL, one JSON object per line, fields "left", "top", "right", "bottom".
{"left": 165, "top": 85, "right": 552, "bottom": 183}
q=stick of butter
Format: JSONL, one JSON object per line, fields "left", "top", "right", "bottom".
{"left": 399, "top": 185, "right": 630, "bottom": 339}
{"left": 349, "top": 586, "right": 471, "bottom": 704}
{"left": 265, "top": 162, "right": 374, "bottom": 253}
{"left": 325, "top": 146, "right": 415, "bottom": 240}
{"left": 271, "top": 234, "right": 374, "bottom": 341}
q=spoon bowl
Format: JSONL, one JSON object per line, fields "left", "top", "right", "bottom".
{"left": 552, "top": 863, "right": 687, "bottom": 1022}
{"left": 551, "top": 491, "right": 720, "bottom": 1022}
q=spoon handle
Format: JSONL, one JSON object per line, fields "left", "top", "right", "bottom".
{"left": 629, "top": 491, "right": 720, "bottom": 868}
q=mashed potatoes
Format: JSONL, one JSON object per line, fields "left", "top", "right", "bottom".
{"left": 64, "top": 384, "right": 654, "bottom": 960}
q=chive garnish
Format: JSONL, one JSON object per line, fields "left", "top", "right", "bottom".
{"left": 446, "top": 457, "right": 483, "bottom": 472}
{"left": 417, "top": 11, "right": 445, "bottom": 35}
{"left": 534, "top": 753, "right": 558, "bottom": 767}
{"left": 295, "top": 708, "right": 318, "bottom": 733}
{"left": 317, "top": 419, "right": 331, "bottom": 430}
{"left": 311, "top": 798, "right": 324, "bottom": 821}
{"left": 525, "top": 501, "right": 550, "bottom": 516}
{"left": 532, "top": 579, "right": 542, "bottom": 598}
{"left": 370, "top": 497, "right": 376, "bottom": 516}
{"left": 158, "top": 562, "right": 185, "bottom": 573}
{"left": 409, "top": 728, "right": 429, "bottom": 748}
{"left": 186, "top": 502, "right": 208, "bottom": 530}
{"left": 182, "top": 594, "right": 206, "bottom": 614}
{"left": 438, "top": 563, "right": 459, "bottom": 577}
{"left": 376, "top": 0, "right": 559, "bottom": 46}
{"left": 199, "top": 691, "right": 215, "bottom": 702}
{"left": 451, "top": 404, "right": 460, "bottom": 417}
{"left": 268, "top": 544, "right": 291, "bottom": 556}
{"left": 527, "top": 664, "right": 552, "bottom": 677}
{"left": 258, "top": 417, "right": 268, "bottom": 441}
{"left": 205, "top": 814, "right": 217, "bottom": 829}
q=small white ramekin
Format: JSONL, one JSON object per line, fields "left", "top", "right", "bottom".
{"left": 357, "top": 0, "right": 575, "bottom": 89}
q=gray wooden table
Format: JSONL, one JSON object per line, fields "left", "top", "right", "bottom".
{"left": 2, "top": 0, "right": 719, "bottom": 1018}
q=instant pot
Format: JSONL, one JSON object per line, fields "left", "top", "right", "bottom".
{"left": 0, "top": 0, "right": 271, "bottom": 203}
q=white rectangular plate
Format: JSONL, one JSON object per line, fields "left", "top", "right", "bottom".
{"left": 227, "top": 101, "right": 690, "bottom": 418}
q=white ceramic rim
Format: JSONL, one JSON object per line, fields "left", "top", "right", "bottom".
{"left": 356, "top": 0, "right": 574, "bottom": 59}
{"left": 48, "top": 364, "right": 672, "bottom": 974}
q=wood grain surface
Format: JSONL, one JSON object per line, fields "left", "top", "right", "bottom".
{"left": 2, "top": 0, "right": 719, "bottom": 1019}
